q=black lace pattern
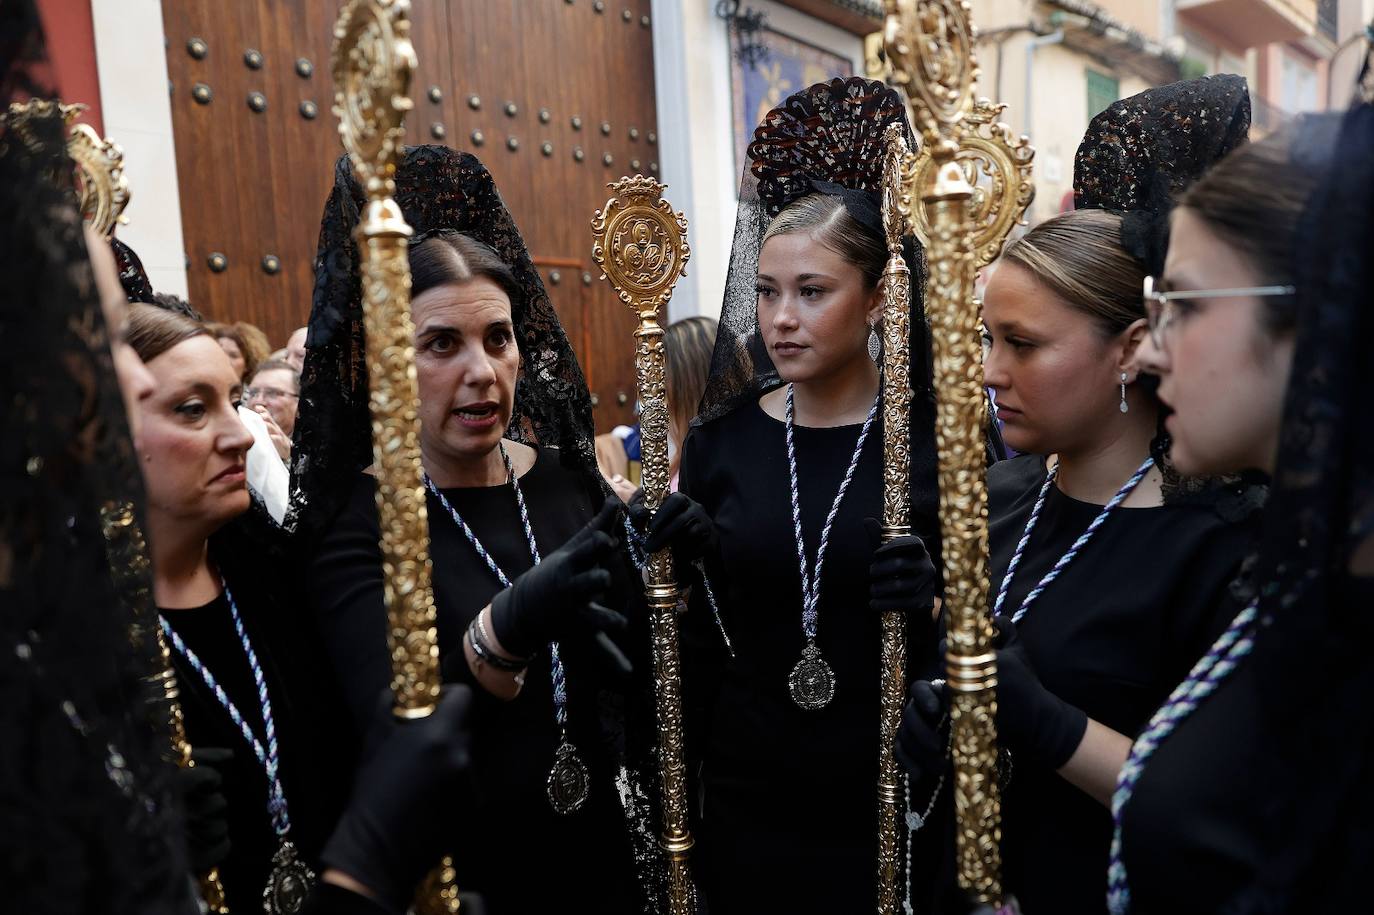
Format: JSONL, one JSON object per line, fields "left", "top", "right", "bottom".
{"left": 0, "top": 20, "right": 189, "bottom": 911}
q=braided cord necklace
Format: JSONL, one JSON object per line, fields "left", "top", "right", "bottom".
{"left": 160, "top": 582, "right": 314, "bottom": 914}
{"left": 785, "top": 383, "right": 880, "bottom": 710}
{"left": 994, "top": 456, "right": 1155, "bottom": 625}
{"left": 423, "top": 443, "right": 590, "bottom": 815}
{"left": 1105, "top": 598, "right": 1259, "bottom": 913}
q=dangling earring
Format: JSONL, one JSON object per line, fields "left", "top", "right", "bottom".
{"left": 868, "top": 322, "right": 881, "bottom": 363}
{"left": 1119, "top": 372, "right": 1129, "bottom": 414}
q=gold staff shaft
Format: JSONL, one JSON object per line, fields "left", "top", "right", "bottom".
{"left": 637, "top": 319, "right": 695, "bottom": 915}
{"left": 156, "top": 626, "right": 231, "bottom": 913}
{"left": 101, "top": 502, "right": 230, "bottom": 912}
{"left": 591, "top": 177, "right": 694, "bottom": 915}
{"left": 333, "top": 2, "right": 456, "bottom": 910}
{"left": 923, "top": 151, "right": 1001, "bottom": 905}
{"left": 876, "top": 124, "right": 912, "bottom": 915}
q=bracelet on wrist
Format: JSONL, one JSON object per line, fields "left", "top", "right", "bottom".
{"left": 468, "top": 613, "right": 529, "bottom": 673}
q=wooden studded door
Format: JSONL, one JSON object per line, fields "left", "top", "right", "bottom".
{"left": 162, "top": 0, "right": 660, "bottom": 431}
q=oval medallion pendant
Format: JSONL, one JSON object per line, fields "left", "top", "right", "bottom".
{"left": 547, "top": 740, "right": 590, "bottom": 815}
{"left": 263, "top": 839, "right": 314, "bottom": 915}
{"left": 789, "top": 641, "right": 836, "bottom": 710}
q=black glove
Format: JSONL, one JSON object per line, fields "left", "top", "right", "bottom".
{"left": 896, "top": 680, "right": 948, "bottom": 783}
{"left": 175, "top": 746, "right": 232, "bottom": 874}
{"left": 321, "top": 686, "right": 476, "bottom": 913}
{"left": 629, "top": 490, "right": 717, "bottom": 564}
{"left": 992, "top": 626, "right": 1087, "bottom": 770}
{"left": 489, "top": 497, "right": 631, "bottom": 677}
{"left": 864, "top": 518, "right": 938, "bottom": 635}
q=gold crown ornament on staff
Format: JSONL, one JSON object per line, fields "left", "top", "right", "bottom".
{"left": 882, "top": 0, "right": 1036, "bottom": 909}
{"left": 2, "top": 99, "right": 131, "bottom": 239}
{"left": 331, "top": 1, "right": 459, "bottom": 912}
{"left": 590, "top": 176, "right": 696, "bottom": 915}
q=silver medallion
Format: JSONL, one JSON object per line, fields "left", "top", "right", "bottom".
{"left": 547, "top": 740, "right": 591, "bottom": 815}
{"left": 789, "top": 641, "right": 836, "bottom": 710}
{"left": 263, "top": 839, "right": 314, "bottom": 915}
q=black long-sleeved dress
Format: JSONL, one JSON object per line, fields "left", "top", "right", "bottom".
{"left": 910, "top": 454, "right": 1257, "bottom": 914}
{"left": 308, "top": 447, "right": 643, "bottom": 914}
{"left": 162, "top": 525, "right": 352, "bottom": 915}
{"left": 1116, "top": 573, "right": 1374, "bottom": 913}
{"left": 679, "top": 398, "right": 941, "bottom": 914}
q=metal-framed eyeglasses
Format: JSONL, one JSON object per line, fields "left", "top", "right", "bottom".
{"left": 243, "top": 385, "right": 299, "bottom": 403}
{"left": 1142, "top": 276, "right": 1296, "bottom": 349}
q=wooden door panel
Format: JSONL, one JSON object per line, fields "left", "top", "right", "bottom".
{"left": 163, "top": 0, "right": 659, "bottom": 430}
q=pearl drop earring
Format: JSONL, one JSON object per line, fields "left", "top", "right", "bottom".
{"left": 1119, "top": 372, "right": 1129, "bottom": 414}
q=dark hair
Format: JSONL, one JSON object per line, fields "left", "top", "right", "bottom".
{"left": 761, "top": 193, "right": 886, "bottom": 289}
{"left": 409, "top": 231, "right": 524, "bottom": 321}
{"left": 1178, "top": 122, "right": 1328, "bottom": 333}
{"left": 149, "top": 292, "right": 202, "bottom": 321}
{"left": 1003, "top": 209, "right": 1144, "bottom": 338}
{"left": 126, "top": 302, "right": 208, "bottom": 363}
{"left": 250, "top": 358, "right": 300, "bottom": 392}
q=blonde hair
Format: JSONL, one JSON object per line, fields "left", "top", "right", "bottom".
{"left": 761, "top": 193, "right": 886, "bottom": 289}
{"left": 1001, "top": 209, "right": 1144, "bottom": 337}
{"left": 665, "top": 316, "right": 717, "bottom": 474}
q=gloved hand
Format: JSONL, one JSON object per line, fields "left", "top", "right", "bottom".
{"left": 864, "top": 518, "right": 938, "bottom": 644}
{"left": 989, "top": 617, "right": 1086, "bottom": 770}
{"left": 629, "top": 490, "right": 717, "bottom": 565}
{"left": 489, "top": 497, "right": 632, "bottom": 678}
{"left": 896, "top": 680, "right": 948, "bottom": 783}
{"left": 175, "top": 746, "right": 232, "bottom": 874}
{"left": 321, "top": 686, "right": 476, "bottom": 913}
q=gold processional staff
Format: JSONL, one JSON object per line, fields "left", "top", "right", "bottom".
{"left": 332, "top": 0, "right": 460, "bottom": 911}
{"left": 591, "top": 177, "right": 696, "bottom": 915}
{"left": 882, "top": 0, "right": 1035, "bottom": 908}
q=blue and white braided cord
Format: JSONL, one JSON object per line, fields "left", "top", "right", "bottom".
{"left": 424, "top": 444, "right": 574, "bottom": 729}
{"left": 994, "top": 457, "right": 1154, "bottom": 625}
{"left": 160, "top": 582, "right": 291, "bottom": 836}
{"left": 1105, "top": 599, "right": 1259, "bottom": 914}
{"left": 785, "top": 384, "right": 880, "bottom": 640}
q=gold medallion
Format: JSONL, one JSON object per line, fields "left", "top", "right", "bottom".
{"left": 789, "top": 640, "right": 836, "bottom": 710}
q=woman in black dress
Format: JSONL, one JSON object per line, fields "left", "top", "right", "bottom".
{"left": 642, "top": 77, "right": 945, "bottom": 913}
{"left": 126, "top": 302, "right": 355, "bottom": 914}
{"left": 296, "top": 146, "right": 654, "bottom": 914}
{"left": 1110, "top": 97, "right": 1373, "bottom": 912}
{"left": 896, "top": 76, "right": 1262, "bottom": 915}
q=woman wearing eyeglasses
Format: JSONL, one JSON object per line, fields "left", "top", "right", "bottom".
{"left": 899, "top": 77, "right": 1263, "bottom": 915}
{"left": 1109, "top": 97, "right": 1373, "bottom": 911}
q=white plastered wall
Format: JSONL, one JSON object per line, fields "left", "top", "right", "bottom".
{"left": 91, "top": 0, "right": 188, "bottom": 298}
{"left": 651, "top": 0, "right": 863, "bottom": 320}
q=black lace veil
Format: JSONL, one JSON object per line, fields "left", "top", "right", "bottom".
{"left": 698, "top": 76, "right": 933, "bottom": 425}
{"left": 0, "top": 4, "right": 189, "bottom": 909}
{"left": 1073, "top": 73, "right": 1251, "bottom": 275}
{"left": 289, "top": 145, "right": 601, "bottom": 543}
{"left": 1223, "top": 98, "right": 1374, "bottom": 908}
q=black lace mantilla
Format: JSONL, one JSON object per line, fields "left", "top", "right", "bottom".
{"left": 1, "top": 5, "right": 188, "bottom": 908}
{"left": 700, "top": 76, "right": 932, "bottom": 427}
{"left": 1073, "top": 73, "right": 1250, "bottom": 275}
{"left": 290, "top": 145, "right": 600, "bottom": 544}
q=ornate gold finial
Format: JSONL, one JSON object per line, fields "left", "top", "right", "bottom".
{"left": 2, "top": 101, "right": 132, "bottom": 238}
{"left": 875, "top": 121, "right": 915, "bottom": 914}
{"left": 68, "top": 121, "right": 131, "bottom": 238}
{"left": 884, "top": 0, "right": 1031, "bottom": 905}
{"left": 333, "top": 0, "right": 416, "bottom": 204}
{"left": 907, "top": 98, "right": 1035, "bottom": 269}
{"left": 591, "top": 176, "right": 696, "bottom": 915}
